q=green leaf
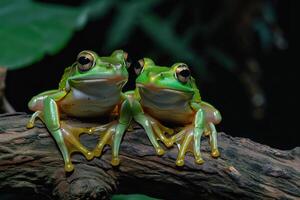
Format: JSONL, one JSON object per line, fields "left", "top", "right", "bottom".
{"left": 140, "top": 14, "right": 207, "bottom": 78}
{"left": 0, "top": 0, "right": 91, "bottom": 70}
{"left": 206, "top": 47, "right": 237, "bottom": 71}
{"left": 112, "top": 194, "right": 159, "bottom": 200}
{"left": 104, "top": 0, "right": 159, "bottom": 50}
{"left": 83, "top": 0, "right": 115, "bottom": 20}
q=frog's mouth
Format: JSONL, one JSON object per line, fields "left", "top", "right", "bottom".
{"left": 136, "top": 83, "right": 193, "bottom": 95}
{"left": 70, "top": 76, "right": 127, "bottom": 89}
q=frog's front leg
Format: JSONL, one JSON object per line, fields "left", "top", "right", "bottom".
{"left": 175, "top": 103, "right": 205, "bottom": 166}
{"left": 192, "top": 107, "right": 205, "bottom": 164}
{"left": 27, "top": 110, "right": 43, "bottom": 128}
{"left": 208, "top": 122, "right": 220, "bottom": 157}
{"left": 43, "top": 94, "right": 93, "bottom": 172}
{"left": 111, "top": 100, "right": 132, "bottom": 166}
{"left": 93, "top": 98, "right": 133, "bottom": 166}
{"left": 131, "top": 100, "right": 165, "bottom": 156}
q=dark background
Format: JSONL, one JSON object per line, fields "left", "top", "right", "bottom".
{"left": 5, "top": 0, "right": 295, "bottom": 149}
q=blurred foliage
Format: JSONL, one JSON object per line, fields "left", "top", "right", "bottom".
{"left": 0, "top": 0, "right": 112, "bottom": 69}
{"left": 0, "top": 0, "right": 286, "bottom": 119}
{"left": 0, "top": 0, "right": 285, "bottom": 76}
{"left": 112, "top": 194, "right": 158, "bottom": 200}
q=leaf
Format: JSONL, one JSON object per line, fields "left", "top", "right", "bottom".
{"left": 104, "top": 0, "right": 159, "bottom": 50}
{"left": 112, "top": 194, "right": 158, "bottom": 200}
{"left": 0, "top": 0, "right": 111, "bottom": 70}
{"left": 206, "top": 47, "right": 237, "bottom": 71}
{"left": 139, "top": 14, "right": 208, "bottom": 78}
{"left": 83, "top": 0, "right": 115, "bottom": 20}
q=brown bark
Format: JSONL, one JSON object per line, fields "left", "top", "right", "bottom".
{"left": 0, "top": 113, "right": 299, "bottom": 200}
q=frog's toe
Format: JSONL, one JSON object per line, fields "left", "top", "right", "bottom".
{"left": 111, "top": 157, "right": 120, "bottom": 166}
{"left": 87, "top": 128, "right": 95, "bottom": 135}
{"left": 165, "top": 140, "right": 174, "bottom": 148}
{"left": 195, "top": 156, "right": 205, "bottom": 164}
{"left": 156, "top": 147, "right": 165, "bottom": 156}
{"left": 65, "top": 163, "right": 74, "bottom": 172}
{"left": 85, "top": 151, "right": 94, "bottom": 160}
{"left": 93, "top": 148, "right": 102, "bottom": 157}
{"left": 211, "top": 149, "right": 220, "bottom": 158}
{"left": 26, "top": 122, "right": 34, "bottom": 129}
{"left": 176, "top": 158, "right": 185, "bottom": 166}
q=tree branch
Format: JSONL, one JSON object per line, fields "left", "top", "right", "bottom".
{"left": 0, "top": 113, "right": 299, "bottom": 200}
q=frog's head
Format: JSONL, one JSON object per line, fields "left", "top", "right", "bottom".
{"left": 67, "top": 50, "right": 129, "bottom": 91}
{"left": 135, "top": 58, "right": 195, "bottom": 93}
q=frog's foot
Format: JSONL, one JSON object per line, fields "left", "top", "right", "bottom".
{"left": 146, "top": 114, "right": 175, "bottom": 148}
{"left": 27, "top": 111, "right": 43, "bottom": 129}
{"left": 174, "top": 125, "right": 205, "bottom": 166}
{"left": 59, "top": 121, "right": 95, "bottom": 163}
{"left": 93, "top": 121, "right": 118, "bottom": 157}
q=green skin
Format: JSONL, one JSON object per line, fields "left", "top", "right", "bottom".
{"left": 132, "top": 58, "right": 222, "bottom": 166}
{"left": 27, "top": 50, "right": 129, "bottom": 171}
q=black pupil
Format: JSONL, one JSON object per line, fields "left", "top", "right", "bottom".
{"left": 78, "top": 56, "right": 91, "bottom": 65}
{"left": 135, "top": 65, "right": 141, "bottom": 69}
{"left": 179, "top": 69, "right": 190, "bottom": 77}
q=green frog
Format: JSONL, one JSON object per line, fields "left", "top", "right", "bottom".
{"left": 132, "top": 58, "right": 222, "bottom": 166}
{"left": 27, "top": 50, "right": 130, "bottom": 171}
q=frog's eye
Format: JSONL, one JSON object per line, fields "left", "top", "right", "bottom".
{"left": 123, "top": 52, "right": 131, "bottom": 68}
{"left": 175, "top": 64, "right": 191, "bottom": 83}
{"left": 76, "top": 51, "right": 95, "bottom": 72}
{"left": 134, "top": 59, "right": 144, "bottom": 75}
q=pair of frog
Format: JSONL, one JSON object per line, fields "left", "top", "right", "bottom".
{"left": 27, "top": 50, "right": 222, "bottom": 172}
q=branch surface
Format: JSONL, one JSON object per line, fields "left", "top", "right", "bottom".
{"left": 0, "top": 113, "right": 299, "bottom": 200}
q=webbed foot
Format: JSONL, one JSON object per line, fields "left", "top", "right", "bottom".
{"left": 146, "top": 114, "right": 176, "bottom": 148}
{"left": 92, "top": 121, "right": 118, "bottom": 157}
{"left": 55, "top": 121, "right": 96, "bottom": 171}
{"left": 173, "top": 125, "right": 205, "bottom": 166}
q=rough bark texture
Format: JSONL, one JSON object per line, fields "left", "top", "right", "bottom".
{"left": 0, "top": 113, "right": 299, "bottom": 200}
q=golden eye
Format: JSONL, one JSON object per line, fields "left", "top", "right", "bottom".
{"left": 77, "top": 51, "right": 95, "bottom": 72}
{"left": 123, "top": 51, "right": 131, "bottom": 68}
{"left": 134, "top": 59, "right": 144, "bottom": 75}
{"left": 175, "top": 64, "right": 191, "bottom": 83}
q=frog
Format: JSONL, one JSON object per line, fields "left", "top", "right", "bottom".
{"left": 26, "top": 50, "right": 130, "bottom": 171}
{"left": 131, "top": 58, "right": 222, "bottom": 166}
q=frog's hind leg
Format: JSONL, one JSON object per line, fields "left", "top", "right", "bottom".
{"left": 208, "top": 122, "right": 220, "bottom": 158}
{"left": 27, "top": 111, "right": 43, "bottom": 129}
